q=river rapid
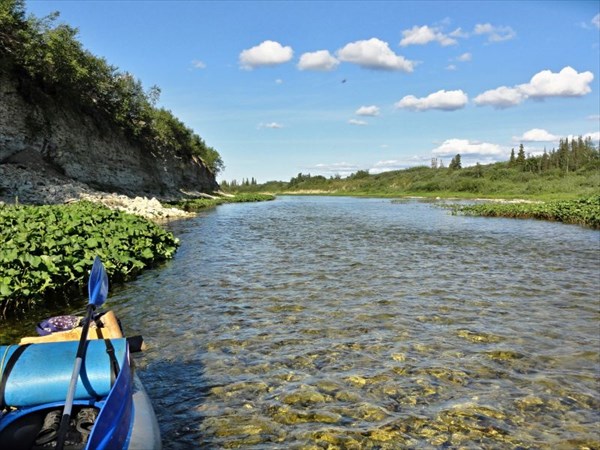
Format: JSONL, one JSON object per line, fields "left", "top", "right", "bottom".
{"left": 20, "top": 196, "right": 600, "bottom": 448}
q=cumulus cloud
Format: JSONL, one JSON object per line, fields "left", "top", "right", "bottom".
{"left": 399, "top": 25, "right": 457, "bottom": 47}
{"left": 446, "top": 64, "right": 457, "bottom": 71}
{"left": 348, "top": 119, "right": 368, "bottom": 126}
{"left": 432, "top": 139, "right": 505, "bottom": 157}
{"left": 297, "top": 50, "right": 339, "bottom": 71}
{"left": 474, "top": 23, "right": 516, "bottom": 42}
{"left": 519, "top": 66, "right": 594, "bottom": 98}
{"left": 513, "top": 128, "right": 560, "bottom": 142}
{"left": 395, "top": 89, "right": 468, "bottom": 111}
{"left": 592, "top": 13, "right": 600, "bottom": 29}
{"left": 239, "top": 40, "right": 293, "bottom": 70}
{"left": 474, "top": 86, "right": 526, "bottom": 108}
{"left": 258, "top": 122, "right": 283, "bottom": 129}
{"left": 475, "top": 66, "right": 594, "bottom": 108}
{"left": 355, "top": 105, "right": 380, "bottom": 116}
{"left": 337, "top": 38, "right": 415, "bottom": 72}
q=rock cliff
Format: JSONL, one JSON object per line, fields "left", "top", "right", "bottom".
{"left": 0, "top": 70, "right": 219, "bottom": 201}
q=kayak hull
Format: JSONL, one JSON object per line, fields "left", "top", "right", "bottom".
{"left": 0, "top": 321, "right": 161, "bottom": 449}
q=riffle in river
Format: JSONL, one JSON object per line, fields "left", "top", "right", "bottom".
{"left": 105, "top": 196, "right": 598, "bottom": 448}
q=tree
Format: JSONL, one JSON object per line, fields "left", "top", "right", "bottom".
{"left": 449, "top": 154, "right": 462, "bottom": 170}
{"left": 516, "top": 144, "right": 526, "bottom": 167}
{"left": 508, "top": 148, "right": 516, "bottom": 167}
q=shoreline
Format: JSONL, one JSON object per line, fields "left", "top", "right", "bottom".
{"left": 0, "top": 163, "right": 196, "bottom": 221}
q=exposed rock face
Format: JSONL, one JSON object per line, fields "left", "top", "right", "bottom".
{"left": 0, "top": 70, "right": 219, "bottom": 200}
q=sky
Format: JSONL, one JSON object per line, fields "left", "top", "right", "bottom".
{"left": 25, "top": 1, "right": 600, "bottom": 183}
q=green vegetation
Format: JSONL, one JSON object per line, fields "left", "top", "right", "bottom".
{"left": 171, "top": 193, "right": 276, "bottom": 212}
{"left": 0, "top": 202, "right": 179, "bottom": 316}
{"left": 0, "top": 0, "right": 223, "bottom": 174}
{"left": 225, "top": 136, "right": 599, "bottom": 201}
{"left": 450, "top": 196, "right": 600, "bottom": 229}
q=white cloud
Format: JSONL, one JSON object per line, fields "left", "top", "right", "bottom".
{"left": 449, "top": 27, "right": 469, "bottom": 38}
{"left": 399, "top": 25, "right": 457, "bottom": 47}
{"left": 475, "top": 66, "right": 594, "bottom": 108}
{"left": 432, "top": 139, "right": 505, "bottom": 157}
{"left": 239, "top": 40, "right": 293, "bottom": 70}
{"left": 337, "top": 38, "right": 415, "bottom": 72}
{"left": 592, "top": 13, "right": 600, "bottom": 29}
{"left": 369, "top": 156, "right": 431, "bottom": 173}
{"left": 474, "top": 23, "right": 516, "bottom": 42}
{"left": 513, "top": 128, "right": 560, "bottom": 142}
{"left": 584, "top": 131, "right": 600, "bottom": 142}
{"left": 258, "top": 122, "right": 283, "bottom": 129}
{"left": 395, "top": 89, "right": 468, "bottom": 111}
{"left": 297, "top": 50, "right": 339, "bottom": 71}
{"left": 192, "top": 60, "right": 206, "bottom": 69}
{"left": 355, "top": 105, "right": 380, "bottom": 116}
{"left": 311, "top": 162, "right": 361, "bottom": 177}
{"left": 348, "top": 119, "right": 368, "bottom": 126}
{"left": 474, "top": 86, "right": 526, "bottom": 108}
{"left": 456, "top": 52, "right": 472, "bottom": 62}
{"left": 587, "top": 115, "right": 600, "bottom": 121}
{"left": 275, "top": 79, "right": 283, "bottom": 84}
{"left": 518, "top": 66, "right": 594, "bottom": 98}
{"left": 446, "top": 64, "right": 457, "bottom": 71}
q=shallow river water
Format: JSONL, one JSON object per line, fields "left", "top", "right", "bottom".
{"left": 13, "top": 196, "right": 600, "bottom": 449}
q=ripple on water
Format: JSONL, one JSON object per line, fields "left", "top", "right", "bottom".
{"left": 105, "top": 197, "right": 599, "bottom": 449}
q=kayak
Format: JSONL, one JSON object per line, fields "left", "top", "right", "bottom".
{"left": 0, "top": 309, "right": 162, "bottom": 450}
{"left": 0, "top": 259, "right": 162, "bottom": 450}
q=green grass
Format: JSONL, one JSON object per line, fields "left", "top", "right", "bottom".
{"left": 230, "top": 162, "right": 599, "bottom": 202}
{"left": 170, "top": 193, "right": 275, "bottom": 212}
{"left": 450, "top": 196, "right": 600, "bottom": 229}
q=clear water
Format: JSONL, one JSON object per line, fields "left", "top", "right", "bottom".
{"left": 12, "top": 196, "right": 600, "bottom": 448}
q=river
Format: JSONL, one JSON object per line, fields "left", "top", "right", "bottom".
{"left": 15, "top": 196, "right": 600, "bottom": 448}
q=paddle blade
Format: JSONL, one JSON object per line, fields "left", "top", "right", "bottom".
{"left": 88, "top": 256, "right": 109, "bottom": 307}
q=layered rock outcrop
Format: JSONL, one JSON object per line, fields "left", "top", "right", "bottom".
{"left": 0, "top": 70, "right": 219, "bottom": 202}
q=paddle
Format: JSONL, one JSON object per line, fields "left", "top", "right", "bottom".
{"left": 56, "top": 256, "right": 109, "bottom": 450}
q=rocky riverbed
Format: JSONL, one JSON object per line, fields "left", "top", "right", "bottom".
{"left": 0, "top": 162, "right": 194, "bottom": 221}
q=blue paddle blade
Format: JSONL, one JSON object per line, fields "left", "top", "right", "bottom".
{"left": 88, "top": 256, "right": 109, "bottom": 307}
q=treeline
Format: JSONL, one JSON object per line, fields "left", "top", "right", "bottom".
{"left": 0, "top": 0, "right": 223, "bottom": 174}
{"left": 508, "top": 137, "right": 598, "bottom": 173}
{"left": 226, "top": 136, "right": 599, "bottom": 200}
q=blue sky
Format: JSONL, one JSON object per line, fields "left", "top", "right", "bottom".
{"left": 26, "top": 1, "right": 600, "bottom": 183}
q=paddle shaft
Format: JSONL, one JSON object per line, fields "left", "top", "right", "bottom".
{"left": 55, "top": 303, "right": 96, "bottom": 450}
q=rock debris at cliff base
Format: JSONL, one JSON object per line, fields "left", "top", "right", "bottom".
{"left": 0, "top": 163, "right": 193, "bottom": 221}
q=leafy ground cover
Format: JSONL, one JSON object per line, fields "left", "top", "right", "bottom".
{"left": 450, "top": 196, "right": 600, "bottom": 229}
{"left": 0, "top": 201, "right": 179, "bottom": 316}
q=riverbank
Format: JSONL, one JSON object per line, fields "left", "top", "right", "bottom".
{"left": 449, "top": 195, "right": 600, "bottom": 229}
{"left": 0, "top": 163, "right": 194, "bottom": 221}
{"left": 0, "top": 163, "right": 272, "bottom": 317}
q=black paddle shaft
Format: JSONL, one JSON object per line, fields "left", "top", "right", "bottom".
{"left": 55, "top": 303, "right": 96, "bottom": 450}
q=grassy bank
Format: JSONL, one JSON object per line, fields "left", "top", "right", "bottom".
{"left": 171, "top": 193, "right": 276, "bottom": 212}
{"left": 229, "top": 161, "right": 599, "bottom": 202}
{"left": 450, "top": 196, "right": 600, "bottom": 229}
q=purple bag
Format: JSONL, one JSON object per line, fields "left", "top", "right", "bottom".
{"left": 36, "top": 315, "right": 82, "bottom": 336}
